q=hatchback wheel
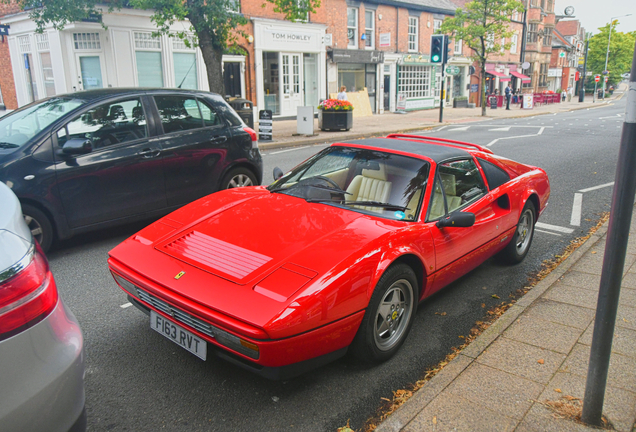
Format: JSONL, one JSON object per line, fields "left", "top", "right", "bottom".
{"left": 22, "top": 204, "right": 54, "bottom": 252}
{"left": 222, "top": 168, "right": 257, "bottom": 189}
{"left": 350, "top": 263, "right": 418, "bottom": 363}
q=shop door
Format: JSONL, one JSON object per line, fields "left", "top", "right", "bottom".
{"left": 384, "top": 75, "right": 391, "bottom": 111}
{"left": 303, "top": 54, "right": 319, "bottom": 109}
{"left": 76, "top": 55, "right": 105, "bottom": 90}
{"left": 280, "top": 53, "right": 303, "bottom": 116}
{"left": 366, "top": 65, "right": 376, "bottom": 113}
{"left": 445, "top": 76, "right": 452, "bottom": 105}
{"left": 224, "top": 62, "right": 241, "bottom": 98}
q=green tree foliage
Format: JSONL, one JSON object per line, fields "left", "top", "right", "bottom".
{"left": 5, "top": 0, "right": 320, "bottom": 94}
{"left": 441, "top": 0, "right": 524, "bottom": 116}
{"left": 586, "top": 22, "right": 635, "bottom": 88}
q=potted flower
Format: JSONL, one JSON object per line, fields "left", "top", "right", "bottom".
{"left": 317, "top": 99, "right": 354, "bottom": 131}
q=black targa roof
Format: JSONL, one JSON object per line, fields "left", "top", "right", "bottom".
{"left": 338, "top": 138, "right": 471, "bottom": 163}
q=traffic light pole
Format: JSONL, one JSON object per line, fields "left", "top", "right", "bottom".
{"left": 439, "top": 66, "right": 445, "bottom": 123}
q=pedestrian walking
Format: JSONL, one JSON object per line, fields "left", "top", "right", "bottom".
{"left": 505, "top": 84, "right": 511, "bottom": 110}
{"left": 337, "top": 86, "right": 347, "bottom": 100}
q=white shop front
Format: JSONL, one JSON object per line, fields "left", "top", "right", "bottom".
{"left": 253, "top": 18, "right": 327, "bottom": 118}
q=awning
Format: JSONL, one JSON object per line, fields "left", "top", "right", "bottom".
{"left": 487, "top": 70, "right": 510, "bottom": 79}
{"left": 510, "top": 71, "right": 531, "bottom": 82}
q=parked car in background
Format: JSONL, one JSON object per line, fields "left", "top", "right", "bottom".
{"left": 109, "top": 135, "right": 549, "bottom": 379}
{"left": 0, "top": 89, "right": 262, "bottom": 251}
{"left": 0, "top": 181, "right": 85, "bottom": 431}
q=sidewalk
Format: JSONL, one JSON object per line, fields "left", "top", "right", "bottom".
{"left": 259, "top": 95, "right": 616, "bottom": 150}
{"left": 373, "top": 213, "right": 636, "bottom": 432}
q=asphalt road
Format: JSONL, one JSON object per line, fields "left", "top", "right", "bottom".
{"left": 48, "top": 95, "right": 626, "bottom": 432}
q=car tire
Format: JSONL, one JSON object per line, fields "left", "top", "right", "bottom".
{"left": 497, "top": 200, "right": 536, "bottom": 265}
{"left": 221, "top": 167, "right": 257, "bottom": 190}
{"left": 22, "top": 204, "right": 54, "bottom": 252}
{"left": 350, "top": 263, "right": 418, "bottom": 363}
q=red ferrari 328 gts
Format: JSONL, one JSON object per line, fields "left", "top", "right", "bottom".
{"left": 108, "top": 135, "right": 550, "bottom": 379}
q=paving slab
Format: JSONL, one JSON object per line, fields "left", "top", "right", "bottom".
{"left": 520, "top": 299, "right": 596, "bottom": 330}
{"left": 503, "top": 316, "right": 583, "bottom": 354}
{"left": 516, "top": 403, "right": 600, "bottom": 432}
{"left": 543, "top": 283, "right": 599, "bottom": 309}
{"left": 579, "top": 324, "right": 636, "bottom": 357}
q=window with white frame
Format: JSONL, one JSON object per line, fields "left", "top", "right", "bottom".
{"left": 347, "top": 8, "right": 358, "bottom": 48}
{"left": 227, "top": 0, "right": 240, "bottom": 13}
{"left": 73, "top": 33, "right": 101, "bottom": 50}
{"left": 486, "top": 33, "right": 494, "bottom": 50}
{"left": 433, "top": 19, "right": 442, "bottom": 34}
{"left": 500, "top": 37, "right": 505, "bottom": 53}
{"left": 134, "top": 32, "right": 164, "bottom": 87}
{"left": 512, "top": 11, "right": 519, "bottom": 21}
{"left": 435, "top": 71, "right": 441, "bottom": 98}
{"left": 454, "top": 38, "right": 462, "bottom": 54}
{"left": 172, "top": 37, "right": 198, "bottom": 89}
{"left": 408, "top": 17, "right": 418, "bottom": 52}
{"left": 18, "top": 35, "right": 38, "bottom": 102}
{"left": 398, "top": 65, "right": 431, "bottom": 98}
{"left": 511, "top": 34, "right": 518, "bottom": 53}
{"left": 364, "top": 10, "right": 375, "bottom": 48}
{"left": 36, "top": 33, "right": 56, "bottom": 97}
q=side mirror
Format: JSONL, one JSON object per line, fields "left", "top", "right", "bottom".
{"left": 436, "top": 212, "right": 475, "bottom": 229}
{"left": 61, "top": 138, "right": 93, "bottom": 155}
{"left": 273, "top": 167, "right": 284, "bottom": 181}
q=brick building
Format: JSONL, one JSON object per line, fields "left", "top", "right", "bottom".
{"left": 554, "top": 19, "right": 585, "bottom": 94}
{"left": 522, "top": 0, "right": 556, "bottom": 93}
{"left": 0, "top": 2, "right": 20, "bottom": 110}
{"left": 548, "top": 28, "right": 573, "bottom": 92}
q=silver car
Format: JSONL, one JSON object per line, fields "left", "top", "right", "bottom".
{"left": 0, "top": 181, "right": 86, "bottom": 431}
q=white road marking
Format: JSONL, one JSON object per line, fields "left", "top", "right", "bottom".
{"left": 571, "top": 193, "right": 583, "bottom": 226}
{"left": 535, "top": 229, "right": 562, "bottom": 236}
{"left": 447, "top": 126, "right": 471, "bottom": 131}
{"left": 536, "top": 222, "right": 575, "bottom": 234}
{"left": 469, "top": 125, "right": 553, "bottom": 128}
{"left": 120, "top": 303, "right": 133, "bottom": 309}
{"left": 267, "top": 145, "right": 312, "bottom": 155}
{"left": 599, "top": 114, "right": 622, "bottom": 119}
{"left": 579, "top": 182, "right": 614, "bottom": 193}
{"left": 437, "top": 125, "right": 449, "bottom": 131}
{"left": 488, "top": 126, "right": 512, "bottom": 131}
{"left": 486, "top": 127, "right": 545, "bottom": 147}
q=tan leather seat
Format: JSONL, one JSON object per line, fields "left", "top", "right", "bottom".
{"left": 346, "top": 164, "right": 392, "bottom": 213}
{"left": 428, "top": 173, "right": 461, "bottom": 220}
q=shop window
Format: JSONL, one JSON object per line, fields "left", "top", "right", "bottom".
{"left": 347, "top": 8, "right": 358, "bottom": 49}
{"left": 398, "top": 65, "right": 431, "bottom": 98}
{"left": 365, "top": 10, "right": 375, "bottom": 49}
{"left": 510, "top": 34, "right": 518, "bottom": 54}
{"left": 134, "top": 32, "right": 164, "bottom": 87}
{"left": 73, "top": 33, "right": 101, "bottom": 50}
{"left": 408, "top": 17, "right": 418, "bottom": 52}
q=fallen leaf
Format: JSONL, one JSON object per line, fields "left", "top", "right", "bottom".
{"left": 564, "top": 395, "right": 580, "bottom": 401}
{"left": 538, "top": 359, "right": 545, "bottom": 364}
{"left": 491, "top": 294, "right": 500, "bottom": 299}
{"left": 381, "top": 397, "right": 391, "bottom": 402}
{"left": 623, "top": 318, "right": 630, "bottom": 323}
{"left": 591, "top": 251, "right": 597, "bottom": 254}
{"left": 481, "top": 303, "right": 486, "bottom": 308}
{"left": 435, "top": 312, "right": 447, "bottom": 316}
{"left": 432, "top": 416, "right": 437, "bottom": 425}
{"left": 482, "top": 287, "right": 487, "bottom": 290}
{"left": 554, "top": 388, "right": 562, "bottom": 393}
{"left": 458, "top": 335, "right": 465, "bottom": 339}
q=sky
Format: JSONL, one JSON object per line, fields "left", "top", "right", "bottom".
{"left": 555, "top": 0, "right": 636, "bottom": 35}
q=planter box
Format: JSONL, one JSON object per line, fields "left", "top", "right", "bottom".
{"left": 453, "top": 99, "right": 468, "bottom": 108}
{"left": 318, "top": 110, "right": 353, "bottom": 131}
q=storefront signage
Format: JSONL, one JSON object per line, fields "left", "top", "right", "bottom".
{"left": 330, "top": 49, "right": 384, "bottom": 64}
{"left": 446, "top": 66, "right": 460, "bottom": 75}
{"left": 379, "top": 33, "right": 391, "bottom": 47}
{"left": 81, "top": 12, "right": 102, "bottom": 23}
{"left": 405, "top": 98, "right": 434, "bottom": 110}
{"left": 0, "top": 25, "right": 9, "bottom": 36}
{"left": 397, "top": 93, "right": 407, "bottom": 111}
{"left": 259, "top": 110, "right": 273, "bottom": 141}
{"left": 401, "top": 54, "right": 429, "bottom": 65}
{"left": 470, "top": 84, "right": 479, "bottom": 93}
{"left": 548, "top": 68, "right": 562, "bottom": 77}
{"left": 267, "top": 30, "right": 313, "bottom": 43}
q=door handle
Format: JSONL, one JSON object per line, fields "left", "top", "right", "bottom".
{"left": 212, "top": 136, "right": 228, "bottom": 143}
{"left": 139, "top": 148, "right": 161, "bottom": 158}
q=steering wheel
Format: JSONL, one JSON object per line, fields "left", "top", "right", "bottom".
{"left": 310, "top": 175, "right": 341, "bottom": 190}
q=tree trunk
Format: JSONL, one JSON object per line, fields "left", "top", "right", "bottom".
{"left": 197, "top": 30, "right": 224, "bottom": 94}
{"left": 480, "top": 60, "right": 487, "bottom": 117}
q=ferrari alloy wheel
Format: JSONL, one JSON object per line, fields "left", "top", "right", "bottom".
{"left": 222, "top": 168, "right": 257, "bottom": 189}
{"left": 22, "top": 204, "right": 54, "bottom": 253}
{"left": 498, "top": 200, "right": 536, "bottom": 264}
{"left": 351, "top": 263, "right": 418, "bottom": 362}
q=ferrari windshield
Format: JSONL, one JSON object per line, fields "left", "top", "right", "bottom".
{"left": 268, "top": 146, "right": 430, "bottom": 221}
{"left": 0, "top": 97, "right": 85, "bottom": 148}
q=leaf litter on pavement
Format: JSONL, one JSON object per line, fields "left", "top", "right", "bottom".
{"left": 341, "top": 212, "right": 610, "bottom": 432}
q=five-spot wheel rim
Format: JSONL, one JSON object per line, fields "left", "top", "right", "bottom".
{"left": 24, "top": 214, "right": 44, "bottom": 245}
{"left": 373, "top": 279, "right": 413, "bottom": 352}
{"left": 227, "top": 174, "right": 254, "bottom": 188}
{"left": 516, "top": 208, "right": 534, "bottom": 256}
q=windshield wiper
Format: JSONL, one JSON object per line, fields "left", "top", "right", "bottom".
{"left": 0, "top": 142, "right": 19, "bottom": 149}
{"left": 270, "top": 183, "right": 351, "bottom": 196}
{"left": 308, "top": 199, "right": 409, "bottom": 212}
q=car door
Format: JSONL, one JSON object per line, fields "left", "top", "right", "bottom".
{"left": 54, "top": 96, "right": 167, "bottom": 228}
{"left": 149, "top": 94, "right": 231, "bottom": 207}
{"left": 426, "top": 158, "right": 508, "bottom": 294}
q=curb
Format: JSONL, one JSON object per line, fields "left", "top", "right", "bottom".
{"left": 375, "top": 221, "right": 609, "bottom": 432}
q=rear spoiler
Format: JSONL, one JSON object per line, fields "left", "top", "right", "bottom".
{"left": 386, "top": 134, "right": 494, "bottom": 155}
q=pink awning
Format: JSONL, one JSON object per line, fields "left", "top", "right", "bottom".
{"left": 487, "top": 70, "right": 510, "bottom": 79}
{"left": 510, "top": 71, "right": 531, "bottom": 82}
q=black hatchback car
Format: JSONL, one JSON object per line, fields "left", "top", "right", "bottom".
{"left": 0, "top": 88, "right": 263, "bottom": 251}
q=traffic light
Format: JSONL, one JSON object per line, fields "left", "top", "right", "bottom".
{"left": 431, "top": 34, "right": 444, "bottom": 63}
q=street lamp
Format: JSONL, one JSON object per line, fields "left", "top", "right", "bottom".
{"left": 602, "top": 13, "right": 632, "bottom": 99}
